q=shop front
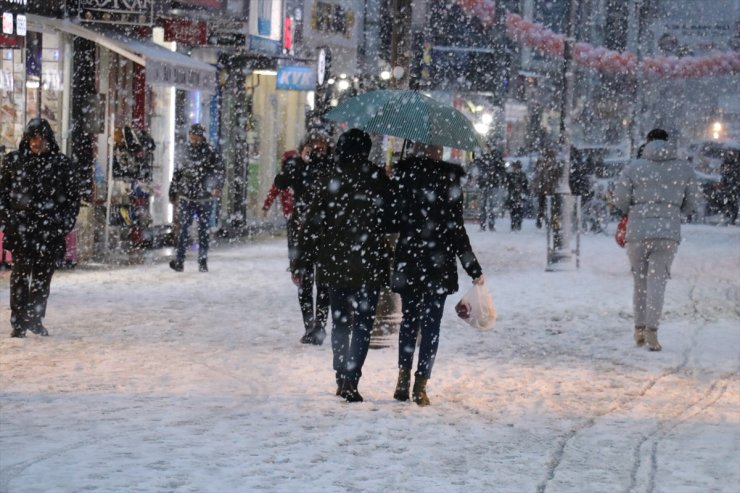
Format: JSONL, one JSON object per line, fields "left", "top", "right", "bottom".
{"left": 21, "top": 15, "right": 217, "bottom": 259}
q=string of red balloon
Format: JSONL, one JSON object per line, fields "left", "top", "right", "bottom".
{"left": 454, "top": 0, "right": 739, "bottom": 79}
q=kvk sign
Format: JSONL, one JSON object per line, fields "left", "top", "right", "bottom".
{"left": 276, "top": 66, "right": 315, "bottom": 91}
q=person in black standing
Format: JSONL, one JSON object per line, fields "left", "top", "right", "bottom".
{"left": 0, "top": 118, "right": 81, "bottom": 338}
{"left": 473, "top": 149, "right": 506, "bottom": 231}
{"left": 274, "top": 132, "right": 332, "bottom": 345}
{"left": 391, "top": 142, "right": 484, "bottom": 406}
{"left": 169, "top": 124, "right": 224, "bottom": 273}
{"left": 292, "top": 129, "right": 394, "bottom": 402}
{"left": 505, "top": 160, "right": 530, "bottom": 231}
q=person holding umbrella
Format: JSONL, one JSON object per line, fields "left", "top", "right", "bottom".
{"left": 391, "top": 142, "right": 484, "bottom": 406}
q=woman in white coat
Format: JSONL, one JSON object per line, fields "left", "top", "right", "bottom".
{"left": 613, "top": 129, "right": 702, "bottom": 351}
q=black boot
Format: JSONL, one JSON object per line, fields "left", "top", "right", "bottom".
{"left": 28, "top": 324, "right": 49, "bottom": 336}
{"left": 412, "top": 378, "right": 430, "bottom": 406}
{"left": 336, "top": 379, "right": 345, "bottom": 396}
{"left": 198, "top": 259, "right": 208, "bottom": 272}
{"left": 341, "top": 380, "right": 364, "bottom": 403}
{"left": 169, "top": 259, "right": 184, "bottom": 272}
{"left": 10, "top": 326, "right": 26, "bottom": 338}
{"left": 393, "top": 368, "right": 411, "bottom": 401}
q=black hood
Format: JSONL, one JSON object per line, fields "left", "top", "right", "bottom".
{"left": 335, "top": 129, "right": 371, "bottom": 166}
{"left": 18, "top": 118, "right": 60, "bottom": 155}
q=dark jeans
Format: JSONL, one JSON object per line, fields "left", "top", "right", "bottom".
{"left": 398, "top": 291, "right": 448, "bottom": 379}
{"left": 10, "top": 253, "right": 56, "bottom": 330}
{"left": 510, "top": 204, "right": 524, "bottom": 230}
{"left": 176, "top": 198, "right": 213, "bottom": 262}
{"left": 299, "top": 263, "right": 330, "bottom": 333}
{"left": 479, "top": 187, "right": 497, "bottom": 229}
{"left": 329, "top": 286, "right": 380, "bottom": 384}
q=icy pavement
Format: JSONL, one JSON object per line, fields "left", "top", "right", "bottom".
{"left": 1, "top": 221, "right": 738, "bottom": 493}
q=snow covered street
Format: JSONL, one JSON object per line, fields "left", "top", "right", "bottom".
{"left": 1, "top": 222, "right": 738, "bottom": 493}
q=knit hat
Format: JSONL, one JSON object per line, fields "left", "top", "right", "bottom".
{"left": 189, "top": 123, "right": 206, "bottom": 136}
{"left": 646, "top": 128, "right": 668, "bottom": 142}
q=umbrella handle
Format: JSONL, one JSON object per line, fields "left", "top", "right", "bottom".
{"left": 400, "top": 139, "right": 409, "bottom": 161}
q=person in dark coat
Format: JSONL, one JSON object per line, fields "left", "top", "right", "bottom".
{"left": 391, "top": 143, "right": 484, "bottom": 406}
{"left": 168, "top": 124, "right": 224, "bottom": 273}
{"left": 472, "top": 149, "right": 506, "bottom": 231}
{"left": 274, "top": 132, "right": 333, "bottom": 345}
{"left": 720, "top": 149, "right": 739, "bottom": 225}
{"left": 505, "top": 160, "right": 530, "bottom": 231}
{"left": 532, "top": 147, "right": 562, "bottom": 228}
{"left": 292, "top": 129, "right": 394, "bottom": 402}
{"left": 0, "top": 118, "right": 80, "bottom": 338}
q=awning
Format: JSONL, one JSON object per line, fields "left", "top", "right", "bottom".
{"left": 26, "top": 15, "right": 216, "bottom": 92}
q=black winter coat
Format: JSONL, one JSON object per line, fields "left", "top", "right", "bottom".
{"left": 391, "top": 157, "right": 482, "bottom": 295}
{"left": 505, "top": 170, "right": 530, "bottom": 208}
{"left": 274, "top": 152, "right": 333, "bottom": 260}
{"left": 170, "top": 142, "right": 223, "bottom": 202}
{"left": 0, "top": 134, "right": 80, "bottom": 258}
{"left": 292, "top": 159, "right": 394, "bottom": 289}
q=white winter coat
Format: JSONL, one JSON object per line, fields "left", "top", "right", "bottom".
{"left": 613, "top": 140, "right": 702, "bottom": 243}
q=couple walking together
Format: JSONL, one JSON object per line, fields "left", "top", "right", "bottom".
{"left": 286, "top": 129, "right": 483, "bottom": 405}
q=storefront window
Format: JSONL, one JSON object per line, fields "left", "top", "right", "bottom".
{"left": 0, "top": 47, "right": 24, "bottom": 151}
{"left": 40, "top": 32, "right": 63, "bottom": 139}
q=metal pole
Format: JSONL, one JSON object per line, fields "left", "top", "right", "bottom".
{"left": 104, "top": 112, "right": 114, "bottom": 256}
{"left": 547, "top": 0, "right": 578, "bottom": 271}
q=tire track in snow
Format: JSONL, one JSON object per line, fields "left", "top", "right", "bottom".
{"left": 625, "top": 273, "right": 736, "bottom": 493}
{"left": 626, "top": 375, "right": 732, "bottom": 493}
{"left": 536, "top": 267, "right": 726, "bottom": 493}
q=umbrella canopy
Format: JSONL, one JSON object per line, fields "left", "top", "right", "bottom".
{"left": 325, "top": 90, "right": 487, "bottom": 152}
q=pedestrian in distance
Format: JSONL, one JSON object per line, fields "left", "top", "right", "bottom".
{"left": 505, "top": 160, "right": 529, "bottom": 231}
{"left": 719, "top": 148, "right": 739, "bottom": 225}
{"left": 472, "top": 149, "right": 506, "bottom": 231}
{"left": 274, "top": 132, "right": 333, "bottom": 345}
{"left": 532, "top": 146, "right": 562, "bottom": 228}
{"left": 391, "top": 142, "right": 484, "bottom": 406}
{"left": 292, "top": 129, "right": 394, "bottom": 402}
{"left": 613, "top": 128, "right": 702, "bottom": 351}
{"left": 0, "top": 118, "right": 81, "bottom": 338}
{"left": 168, "top": 124, "right": 224, "bottom": 273}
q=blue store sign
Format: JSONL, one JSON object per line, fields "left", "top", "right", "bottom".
{"left": 276, "top": 66, "right": 315, "bottom": 91}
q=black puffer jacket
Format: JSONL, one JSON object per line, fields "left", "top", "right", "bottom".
{"left": 292, "top": 137, "right": 394, "bottom": 288}
{"left": 170, "top": 141, "right": 224, "bottom": 202}
{"left": 0, "top": 119, "right": 80, "bottom": 258}
{"left": 391, "top": 156, "right": 482, "bottom": 295}
{"left": 274, "top": 150, "right": 333, "bottom": 262}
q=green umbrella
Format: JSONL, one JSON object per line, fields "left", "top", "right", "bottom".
{"left": 325, "top": 90, "right": 487, "bottom": 152}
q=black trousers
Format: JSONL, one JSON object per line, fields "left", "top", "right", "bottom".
{"left": 10, "top": 253, "right": 57, "bottom": 330}
{"left": 298, "top": 263, "right": 330, "bottom": 333}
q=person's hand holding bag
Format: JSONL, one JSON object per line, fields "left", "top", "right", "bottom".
{"left": 455, "top": 276, "right": 496, "bottom": 330}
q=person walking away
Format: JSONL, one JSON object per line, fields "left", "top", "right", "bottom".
{"left": 292, "top": 129, "right": 394, "bottom": 402}
{"left": 719, "top": 149, "right": 739, "bottom": 225}
{"left": 505, "top": 160, "right": 530, "bottom": 231}
{"left": 168, "top": 124, "right": 224, "bottom": 273}
{"left": 532, "top": 147, "right": 561, "bottom": 228}
{"left": 274, "top": 133, "right": 332, "bottom": 345}
{"left": 612, "top": 128, "right": 702, "bottom": 351}
{"left": 0, "top": 118, "right": 81, "bottom": 337}
{"left": 473, "top": 149, "right": 506, "bottom": 231}
{"left": 391, "top": 142, "right": 484, "bottom": 406}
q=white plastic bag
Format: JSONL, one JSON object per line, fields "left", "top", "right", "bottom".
{"left": 455, "top": 282, "right": 497, "bottom": 330}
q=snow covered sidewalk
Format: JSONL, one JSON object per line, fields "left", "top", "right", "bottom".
{"left": 1, "top": 222, "right": 738, "bottom": 493}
